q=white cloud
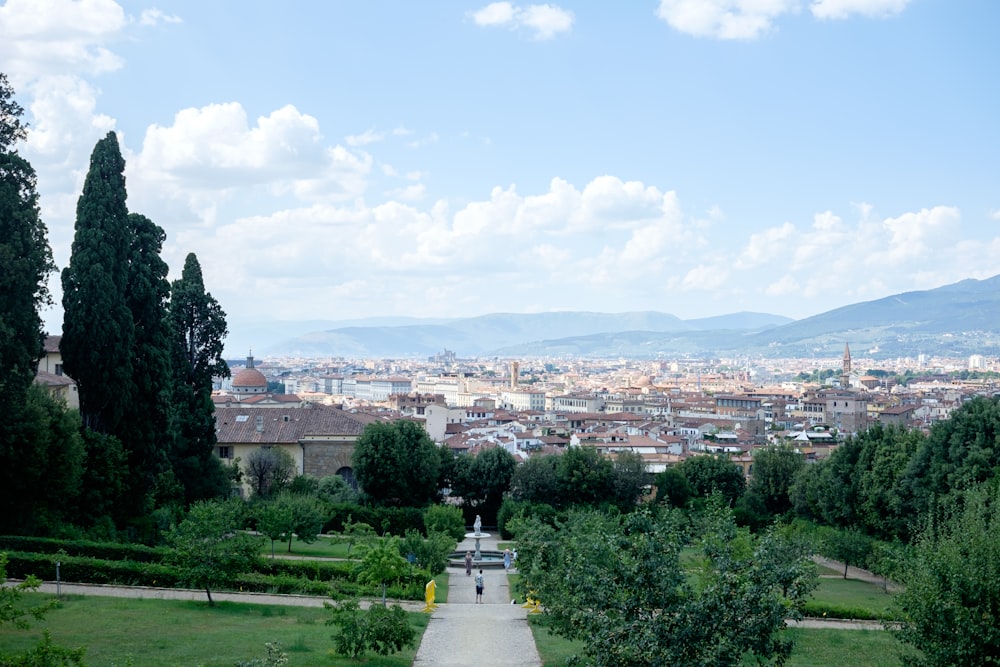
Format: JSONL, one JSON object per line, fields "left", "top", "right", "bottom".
{"left": 990, "top": 209, "right": 1000, "bottom": 221}
{"left": 346, "top": 128, "right": 385, "bottom": 146}
{"left": 0, "top": 0, "right": 127, "bottom": 82}
{"left": 469, "top": 2, "right": 574, "bottom": 40}
{"left": 810, "top": 0, "right": 911, "bottom": 20}
{"left": 655, "top": 0, "right": 798, "bottom": 40}
{"left": 138, "top": 8, "right": 182, "bottom": 26}
{"left": 408, "top": 132, "right": 439, "bottom": 149}
{"left": 656, "top": 0, "right": 911, "bottom": 39}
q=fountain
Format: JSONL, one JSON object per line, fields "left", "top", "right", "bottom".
{"left": 448, "top": 515, "right": 507, "bottom": 569}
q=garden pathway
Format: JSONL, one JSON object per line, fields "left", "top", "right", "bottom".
{"left": 412, "top": 532, "right": 542, "bottom": 666}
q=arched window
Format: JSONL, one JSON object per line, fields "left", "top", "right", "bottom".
{"left": 336, "top": 466, "right": 357, "bottom": 490}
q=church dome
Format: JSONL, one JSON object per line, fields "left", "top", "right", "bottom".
{"left": 232, "top": 353, "right": 268, "bottom": 394}
{"left": 233, "top": 367, "right": 267, "bottom": 389}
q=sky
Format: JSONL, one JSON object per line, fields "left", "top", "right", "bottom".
{"left": 2, "top": 0, "right": 999, "bottom": 348}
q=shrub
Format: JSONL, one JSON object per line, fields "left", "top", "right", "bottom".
{"left": 325, "top": 599, "right": 415, "bottom": 659}
{"left": 423, "top": 504, "right": 465, "bottom": 541}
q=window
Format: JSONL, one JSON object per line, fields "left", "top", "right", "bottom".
{"left": 54, "top": 363, "right": 63, "bottom": 376}
{"left": 217, "top": 446, "right": 233, "bottom": 459}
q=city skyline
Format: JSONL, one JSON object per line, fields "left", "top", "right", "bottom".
{"left": 2, "top": 0, "right": 998, "bottom": 335}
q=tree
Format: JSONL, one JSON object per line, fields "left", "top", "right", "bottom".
{"left": 894, "top": 484, "right": 1000, "bottom": 666}
{"left": 557, "top": 446, "right": 614, "bottom": 507}
{"left": 677, "top": 454, "right": 746, "bottom": 506}
{"left": 244, "top": 448, "right": 296, "bottom": 500}
{"left": 0, "top": 75, "right": 54, "bottom": 405}
{"left": 166, "top": 253, "right": 230, "bottom": 503}
{"left": 610, "top": 450, "right": 648, "bottom": 510}
{"left": 0, "top": 384, "right": 85, "bottom": 534}
{"left": 117, "top": 212, "right": 173, "bottom": 514}
{"left": 325, "top": 599, "right": 415, "bottom": 660}
{"left": 256, "top": 499, "right": 293, "bottom": 558}
{"left": 423, "top": 504, "right": 465, "bottom": 541}
{"left": 353, "top": 420, "right": 440, "bottom": 507}
{"left": 515, "top": 505, "right": 815, "bottom": 666}
{"left": 356, "top": 536, "right": 410, "bottom": 605}
{"left": 168, "top": 498, "right": 260, "bottom": 606}
{"left": 0, "top": 553, "right": 86, "bottom": 666}
{"left": 61, "top": 131, "right": 134, "bottom": 436}
{"left": 746, "top": 445, "right": 804, "bottom": 517}
{"left": 451, "top": 446, "right": 516, "bottom": 521}
{"left": 317, "top": 474, "right": 358, "bottom": 504}
{"left": 510, "top": 453, "right": 561, "bottom": 506}
{"left": 654, "top": 466, "right": 694, "bottom": 508}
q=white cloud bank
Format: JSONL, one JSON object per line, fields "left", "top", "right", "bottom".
{"left": 469, "top": 2, "right": 575, "bottom": 40}
{"left": 655, "top": 0, "right": 913, "bottom": 40}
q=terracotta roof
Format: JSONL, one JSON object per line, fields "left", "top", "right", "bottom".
{"left": 215, "top": 404, "right": 378, "bottom": 444}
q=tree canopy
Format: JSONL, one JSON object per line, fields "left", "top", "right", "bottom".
{"left": 353, "top": 420, "right": 440, "bottom": 507}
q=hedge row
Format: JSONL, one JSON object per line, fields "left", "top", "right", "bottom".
{"left": 3, "top": 551, "right": 429, "bottom": 601}
{"left": 802, "top": 600, "right": 897, "bottom": 622}
{"left": 0, "top": 535, "right": 167, "bottom": 563}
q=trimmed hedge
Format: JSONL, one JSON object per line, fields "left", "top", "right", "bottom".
{"left": 2, "top": 550, "right": 429, "bottom": 601}
{"left": 0, "top": 535, "right": 167, "bottom": 563}
{"left": 802, "top": 600, "right": 896, "bottom": 622}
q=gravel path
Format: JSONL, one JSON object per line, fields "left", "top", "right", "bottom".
{"left": 413, "top": 533, "right": 542, "bottom": 666}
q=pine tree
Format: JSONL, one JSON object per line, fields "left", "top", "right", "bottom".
{"left": 61, "top": 131, "right": 134, "bottom": 435}
{"left": 167, "top": 253, "right": 231, "bottom": 503}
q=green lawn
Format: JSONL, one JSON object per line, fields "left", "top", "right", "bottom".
{"left": 528, "top": 616, "right": 915, "bottom": 666}
{"left": 809, "top": 577, "right": 895, "bottom": 617}
{"left": 0, "top": 594, "right": 430, "bottom": 667}
{"left": 259, "top": 536, "right": 355, "bottom": 559}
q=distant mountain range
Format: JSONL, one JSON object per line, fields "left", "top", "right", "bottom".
{"left": 232, "top": 275, "right": 1000, "bottom": 360}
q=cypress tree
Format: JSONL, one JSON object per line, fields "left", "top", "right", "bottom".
{"left": 167, "top": 253, "right": 231, "bottom": 502}
{"left": 119, "top": 212, "right": 173, "bottom": 514}
{"left": 61, "top": 131, "right": 134, "bottom": 435}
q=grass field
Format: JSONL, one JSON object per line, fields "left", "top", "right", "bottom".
{"left": 0, "top": 594, "right": 430, "bottom": 667}
{"left": 259, "top": 536, "right": 355, "bottom": 560}
{"left": 810, "top": 577, "right": 895, "bottom": 616}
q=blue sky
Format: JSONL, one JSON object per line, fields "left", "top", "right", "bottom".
{"left": 2, "top": 0, "right": 998, "bottom": 347}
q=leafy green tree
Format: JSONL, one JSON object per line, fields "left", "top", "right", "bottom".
{"left": 677, "top": 454, "right": 746, "bottom": 506}
{"left": 168, "top": 498, "right": 260, "bottom": 606}
{"left": 399, "top": 529, "right": 453, "bottom": 576}
{"left": 510, "top": 453, "right": 561, "bottom": 505}
{"left": 451, "top": 446, "right": 516, "bottom": 521}
{"left": 423, "top": 504, "right": 466, "bottom": 541}
{"left": 166, "top": 253, "right": 230, "bottom": 503}
{"left": 353, "top": 420, "right": 439, "bottom": 507}
{"left": 557, "top": 446, "right": 614, "bottom": 507}
{"left": 61, "top": 131, "right": 134, "bottom": 436}
{"left": 894, "top": 484, "right": 1000, "bottom": 666}
{"left": 244, "top": 448, "right": 296, "bottom": 500}
{"left": 515, "top": 505, "right": 814, "bottom": 666}
{"left": 0, "top": 384, "right": 85, "bottom": 534}
{"left": 610, "top": 450, "right": 648, "bottom": 510}
{"left": 790, "top": 436, "right": 861, "bottom": 528}
{"left": 747, "top": 445, "right": 804, "bottom": 517}
{"left": 325, "top": 599, "right": 415, "bottom": 660}
{"left": 654, "top": 466, "right": 694, "bottom": 508}
{"left": 0, "top": 553, "right": 86, "bottom": 666}
{"left": 356, "top": 536, "right": 409, "bottom": 606}
{"left": 286, "top": 493, "right": 324, "bottom": 550}
{"left": 854, "top": 423, "right": 923, "bottom": 541}
{"left": 317, "top": 474, "right": 359, "bottom": 504}
{"left": 256, "top": 499, "right": 293, "bottom": 558}
{"left": 900, "top": 396, "right": 1000, "bottom": 532}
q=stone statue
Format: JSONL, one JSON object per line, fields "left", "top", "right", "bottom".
{"left": 473, "top": 514, "right": 482, "bottom": 535}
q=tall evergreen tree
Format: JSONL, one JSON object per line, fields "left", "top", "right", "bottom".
{"left": 0, "top": 73, "right": 54, "bottom": 405}
{"left": 167, "top": 253, "right": 230, "bottom": 503}
{"left": 119, "top": 212, "right": 173, "bottom": 512}
{"left": 61, "top": 131, "right": 134, "bottom": 434}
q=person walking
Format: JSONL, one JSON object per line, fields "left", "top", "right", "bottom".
{"left": 465, "top": 550, "right": 473, "bottom": 576}
{"left": 475, "top": 569, "right": 484, "bottom": 604}
{"left": 503, "top": 548, "right": 511, "bottom": 571}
